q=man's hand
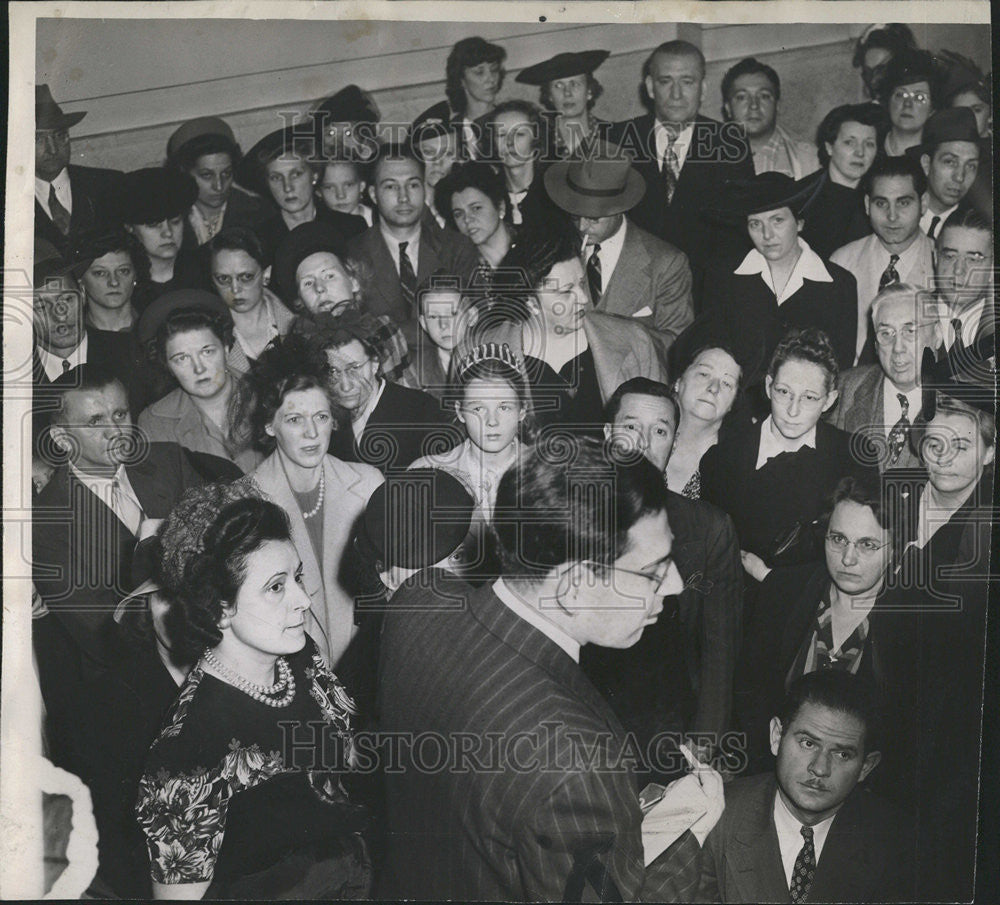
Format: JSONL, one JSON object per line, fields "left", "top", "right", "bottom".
{"left": 740, "top": 549, "right": 772, "bottom": 583}
{"left": 680, "top": 743, "right": 725, "bottom": 846}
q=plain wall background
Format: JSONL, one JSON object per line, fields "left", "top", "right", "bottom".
{"left": 34, "top": 19, "right": 991, "bottom": 172}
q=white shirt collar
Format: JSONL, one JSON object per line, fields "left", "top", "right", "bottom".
{"left": 582, "top": 217, "right": 628, "bottom": 284}
{"left": 68, "top": 462, "right": 143, "bottom": 531}
{"left": 921, "top": 203, "right": 957, "bottom": 237}
{"left": 352, "top": 377, "right": 387, "bottom": 441}
{"left": 35, "top": 167, "right": 72, "bottom": 215}
{"left": 773, "top": 789, "right": 838, "bottom": 888}
{"left": 492, "top": 578, "right": 580, "bottom": 663}
{"left": 755, "top": 415, "right": 817, "bottom": 470}
{"left": 735, "top": 238, "right": 832, "bottom": 305}
{"left": 881, "top": 378, "right": 922, "bottom": 437}
{"left": 38, "top": 332, "right": 88, "bottom": 382}
{"left": 654, "top": 120, "right": 694, "bottom": 171}
{"left": 379, "top": 223, "right": 421, "bottom": 274}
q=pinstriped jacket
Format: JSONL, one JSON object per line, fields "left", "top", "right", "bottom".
{"left": 377, "top": 580, "right": 704, "bottom": 902}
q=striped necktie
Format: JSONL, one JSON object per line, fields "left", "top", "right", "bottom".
{"left": 48, "top": 183, "right": 71, "bottom": 236}
{"left": 398, "top": 241, "right": 417, "bottom": 312}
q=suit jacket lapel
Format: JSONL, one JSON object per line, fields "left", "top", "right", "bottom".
{"left": 369, "top": 230, "right": 400, "bottom": 312}
{"left": 729, "top": 775, "right": 791, "bottom": 903}
{"left": 601, "top": 228, "right": 649, "bottom": 318}
{"left": 808, "top": 795, "right": 875, "bottom": 902}
{"left": 417, "top": 222, "right": 441, "bottom": 284}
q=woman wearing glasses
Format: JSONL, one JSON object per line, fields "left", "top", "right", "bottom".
{"left": 242, "top": 334, "right": 383, "bottom": 667}
{"left": 877, "top": 50, "right": 941, "bottom": 157}
{"left": 735, "top": 473, "right": 896, "bottom": 770}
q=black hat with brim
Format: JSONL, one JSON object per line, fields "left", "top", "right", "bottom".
{"left": 515, "top": 50, "right": 611, "bottom": 86}
{"left": 272, "top": 221, "right": 350, "bottom": 307}
{"left": 118, "top": 167, "right": 198, "bottom": 225}
{"left": 706, "top": 172, "right": 825, "bottom": 227}
{"left": 236, "top": 125, "right": 318, "bottom": 197}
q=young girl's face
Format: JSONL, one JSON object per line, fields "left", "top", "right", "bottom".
{"left": 317, "top": 162, "right": 366, "bottom": 215}
{"left": 457, "top": 377, "right": 525, "bottom": 454}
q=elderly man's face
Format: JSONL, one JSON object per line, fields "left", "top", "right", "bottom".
{"left": 872, "top": 293, "right": 939, "bottom": 392}
{"left": 935, "top": 225, "right": 993, "bottom": 309}
{"left": 34, "top": 275, "right": 84, "bottom": 353}
{"left": 35, "top": 128, "right": 71, "bottom": 182}
{"left": 645, "top": 51, "right": 705, "bottom": 126}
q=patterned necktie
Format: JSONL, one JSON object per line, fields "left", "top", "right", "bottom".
{"left": 951, "top": 317, "right": 964, "bottom": 349}
{"left": 112, "top": 477, "right": 143, "bottom": 536}
{"left": 660, "top": 130, "right": 679, "bottom": 205}
{"left": 927, "top": 215, "right": 941, "bottom": 239}
{"left": 886, "top": 392, "right": 910, "bottom": 467}
{"left": 398, "top": 241, "right": 417, "bottom": 312}
{"left": 790, "top": 825, "right": 816, "bottom": 903}
{"left": 62, "top": 358, "right": 72, "bottom": 373}
{"left": 586, "top": 243, "right": 602, "bottom": 304}
{"left": 878, "top": 253, "right": 901, "bottom": 290}
{"left": 48, "top": 183, "right": 71, "bottom": 236}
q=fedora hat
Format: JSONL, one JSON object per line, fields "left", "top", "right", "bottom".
{"left": 36, "top": 84, "right": 86, "bottom": 131}
{"left": 516, "top": 50, "right": 610, "bottom": 86}
{"left": 544, "top": 143, "right": 645, "bottom": 218}
{"left": 907, "top": 107, "right": 981, "bottom": 158}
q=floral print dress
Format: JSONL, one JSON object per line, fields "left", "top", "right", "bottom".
{"left": 135, "top": 640, "right": 369, "bottom": 898}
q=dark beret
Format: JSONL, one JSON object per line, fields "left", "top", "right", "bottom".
{"left": 118, "top": 167, "right": 198, "bottom": 225}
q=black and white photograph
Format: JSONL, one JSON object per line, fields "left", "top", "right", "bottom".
{"left": 2, "top": 1, "right": 996, "bottom": 900}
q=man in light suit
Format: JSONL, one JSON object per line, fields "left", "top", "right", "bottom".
{"left": 378, "top": 439, "right": 724, "bottom": 901}
{"left": 545, "top": 145, "right": 694, "bottom": 368}
{"left": 700, "top": 670, "right": 913, "bottom": 903}
{"left": 828, "top": 284, "right": 941, "bottom": 473}
{"left": 347, "top": 143, "right": 480, "bottom": 349}
{"left": 34, "top": 84, "right": 123, "bottom": 256}
{"left": 608, "top": 41, "right": 755, "bottom": 300}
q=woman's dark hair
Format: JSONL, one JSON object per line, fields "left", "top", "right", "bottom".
{"left": 208, "top": 226, "right": 267, "bottom": 271}
{"left": 434, "top": 161, "right": 507, "bottom": 227}
{"left": 165, "top": 497, "right": 292, "bottom": 664}
{"left": 490, "top": 222, "right": 580, "bottom": 321}
{"left": 77, "top": 229, "right": 151, "bottom": 290}
{"left": 249, "top": 333, "right": 331, "bottom": 452}
{"left": 484, "top": 99, "right": 546, "bottom": 163}
{"left": 852, "top": 23, "right": 917, "bottom": 69}
{"left": 154, "top": 307, "right": 234, "bottom": 366}
{"left": 877, "top": 49, "right": 944, "bottom": 108}
{"left": 539, "top": 72, "right": 604, "bottom": 112}
{"left": 815, "top": 102, "right": 888, "bottom": 168}
{"left": 822, "top": 473, "right": 899, "bottom": 551}
{"left": 492, "top": 437, "right": 669, "bottom": 582}
{"left": 445, "top": 37, "right": 507, "bottom": 115}
{"left": 767, "top": 327, "right": 839, "bottom": 393}
{"left": 170, "top": 133, "right": 241, "bottom": 174}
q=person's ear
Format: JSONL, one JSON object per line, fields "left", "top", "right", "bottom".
{"left": 764, "top": 374, "right": 774, "bottom": 400}
{"left": 498, "top": 200, "right": 506, "bottom": 220}
{"left": 49, "top": 425, "right": 71, "bottom": 455}
{"left": 367, "top": 184, "right": 378, "bottom": 207}
{"left": 864, "top": 196, "right": 871, "bottom": 217}
{"left": 796, "top": 218, "right": 803, "bottom": 235}
{"left": 264, "top": 419, "right": 276, "bottom": 438}
{"left": 518, "top": 405, "right": 528, "bottom": 424}
{"left": 454, "top": 401, "right": 465, "bottom": 424}
{"left": 822, "top": 388, "right": 839, "bottom": 413}
{"left": 824, "top": 141, "right": 834, "bottom": 161}
{"left": 769, "top": 717, "right": 784, "bottom": 757}
{"left": 984, "top": 443, "right": 996, "bottom": 468}
{"left": 644, "top": 75, "right": 654, "bottom": 103}
{"left": 603, "top": 422, "right": 613, "bottom": 442}
{"left": 218, "top": 602, "right": 235, "bottom": 629}
{"left": 920, "top": 153, "right": 931, "bottom": 177}
{"left": 418, "top": 314, "right": 428, "bottom": 334}
{"left": 858, "top": 750, "right": 881, "bottom": 783}
{"left": 918, "top": 193, "right": 927, "bottom": 216}
{"left": 722, "top": 101, "right": 732, "bottom": 122}
{"left": 262, "top": 265, "right": 272, "bottom": 287}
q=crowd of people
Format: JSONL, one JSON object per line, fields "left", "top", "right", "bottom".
{"left": 28, "top": 24, "right": 995, "bottom": 902}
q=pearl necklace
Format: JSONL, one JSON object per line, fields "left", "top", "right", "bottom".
{"left": 202, "top": 647, "right": 296, "bottom": 707}
{"left": 301, "top": 470, "right": 325, "bottom": 520}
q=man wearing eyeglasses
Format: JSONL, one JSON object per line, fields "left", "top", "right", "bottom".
{"left": 735, "top": 474, "right": 896, "bottom": 772}
{"left": 378, "top": 439, "right": 726, "bottom": 901}
{"left": 830, "top": 155, "right": 935, "bottom": 362}
{"left": 828, "top": 283, "right": 941, "bottom": 473}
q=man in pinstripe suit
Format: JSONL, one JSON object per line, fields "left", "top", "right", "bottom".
{"left": 377, "top": 441, "right": 724, "bottom": 901}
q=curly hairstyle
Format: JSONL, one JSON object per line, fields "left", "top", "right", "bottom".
{"left": 445, "top": 37, "right": 507, "bottom": 115}
{"left": 433, "top": 161, "right": 507, "bottom": 228}
{"left": 248, "top": 333, "right": 332, "bottom": 452}
{"left": 76, "top": 229, "right": 151, "bottom": 296}
{"left": 815, "top": 103, "right": 888, "bottom": 169}
{"left": 160, "top": 493, "right": 292, "bottom": 664}
{"left": 767, "top": 327, "right": 840, "bottom": 393}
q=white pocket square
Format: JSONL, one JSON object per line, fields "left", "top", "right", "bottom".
{"left": 632, "top": 306, "right": 653, "bottom": 318}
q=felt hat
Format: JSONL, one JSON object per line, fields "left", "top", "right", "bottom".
{"left": 36, "top": 84, "right": 86, "bottom": 131}
{"left": 34, "top": 237, "right": 89, "bottom": 285}
{"left": 907, "top": 107, "right": 981, "bottom": 157}
{"left": 920, "top": 332, "right": 996, "bottom": 420}
{"left": 516, "top": 50, "right": 610, "bottom": 86}
{"left": 878, "top": 49, "right": 941, "bottom": 101}
{"left": 710, "top": 171, "right": 824, "bottom": 223}
{"left": 937, "top": 50, "right": 989, "bottom": 103}
{"left": 136, "top": 288, "right": 229, "bottom": 346}
{"left": 236, "top": 125, "right": 317, "bottom": 196}
{"left": 311, "top": 85, "right": 380, "bottom": 125}
{"left": 167, "top": 116, "right": 238, "bottom": 161}
{"left": 544, "top": 142, "right": 645, "bottom": 218}
{"left": 272, "top": 221, "right": 350, "bottom": 307}
{"left": 117, "top": 167, "right": 198, "bottom": 225}
{"left": 357, "top": 469, "right": 476, "bottom": 570}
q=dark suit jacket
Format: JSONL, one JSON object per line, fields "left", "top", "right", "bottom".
{"left": 608, "top": 114, "right": 754, "bottom": 291}
{"left": 797, "top": 169, "right": 873, "bottom": 260}
{"left": 700, "top": 419, "right": 871, "bottom": 565}
{"left": 827, "top": 364, "right": 924, "bottom": 472}
{"left": 699, "top": 772, "right": 913, "bottom": 903}
{"left": 347, "top": 220, "right": 480, "bottom": 349}
{"left": 699, "top": 253, "right": 859, "bottom": 373}
{"left": 377, "top": 579, "right": 704, "bottom": 901}
{"left": 34, "top": 164, "right": 124, "bottom": 255}
{"left": 254, "top": 205, "right": 367, "bottom": 266}
{"left": 32, "top": 441, "right": 209, "bottom": 674}
{"left": 581, "top": 492, "right": 743, "bottom": 781}
{"left": 328, "top": 380, "right": 457, "bottom": 473}
{"left": 499, "top": 165, "right": 572, "bottom": 236}
{"left": 411, "top": 331, "right": 451, "bottom": 399}
{"left": 598, "top": 220, "right": 694, "bottom": 368}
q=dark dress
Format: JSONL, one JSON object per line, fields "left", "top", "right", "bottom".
{"left": 135, "top": 640, "right": 369, "bottom": 898}
{"left": 798, "top": 168, "right": 873, "bottom": 259}
{"left": 523, "top": 348, "right": 606, "bottom": 433}
{"left": 254, "top": 206, "right": 367, "bottom": 267}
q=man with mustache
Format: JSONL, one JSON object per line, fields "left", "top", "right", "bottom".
{"left": 700, "top": 670, "right": 912, "bottom": 902}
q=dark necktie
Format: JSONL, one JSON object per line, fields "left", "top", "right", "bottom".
{"left": 878, "top": 253, "right": 901, "bottom": 291}
{"left": 927, "top": 215, "right": 941, "bottom": 239}
{"left": 790, "top": 825, "right": 816, "bottom": 903}
{"left": 660, "top": 131, "right": 679, "bottom": 205}
{"left": 398, "top": 241, "right": 417, "bottom": 312}
{"left": 586, "top": 243, "right": 602, "bottom": 304}
{"left": 48, "top": 183, "right": 71, "bottom": 236}
{"left": 62, "top": 359, "right": 72, "bottom": 374}
{"left": 887, "top": 392, "right": 910, "bottom": 467}
{"left": 951, "top": 317, "right": 964, "bottom": 349}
